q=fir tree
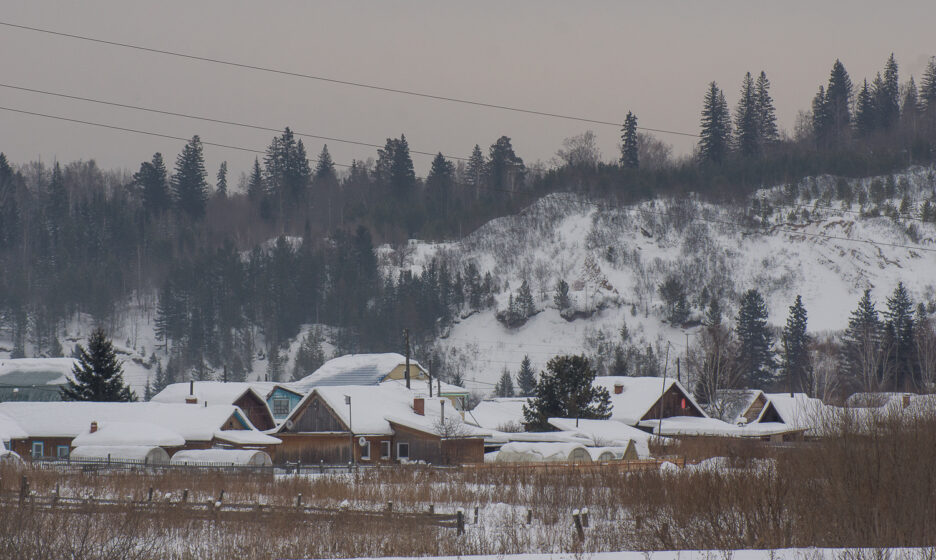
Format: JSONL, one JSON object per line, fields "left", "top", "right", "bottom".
{"left": 705, "top": 298, "right": 723, "bottom": 326}
{"left": 247, "top": 157, "right": 264, "bottom": 201}
{"left": 698, "top": 82, "right": 731, "bottom": 164}
{"left": 854, "top": 79, "right": 876, "bottom": 138}
{"left": 900, "top": 77, "right": 921, "bottom": 131}
{"left": 517, "top": 280, "right": 536, "bottom": 318}
{"left": 172, "top": 136, "right": 209, "bottom": 219}
{"left": 464, "top": 144, "right": 485, "bottom": 196}
{"left": 781, "top": 295, "right": 811, "bottom": 395}
{"left": 494, "top": 368, "right": 515, "bottom": 397}
{"left": 522, "top": 355, "right": 611, "bottom": 431}
{"left": 620, "top": 111, "right": 639, "bottom": 169}
{"left": 824, "top": 59, "right": 853, "bottom": 146}
{"left": 516, "top": 355, "right": 537, "bottom": 397}
{"left": 313, "top": 144, "right": 338, "bottom": 189}
{"left": 874, "top": 54, "right": 900, "bottom": 130}
{"left": 215, "top": 161, "right": 228, "bottom": 198}
{"left": 812, "top": 85, "right": 829, "bottom": 142}
{"left": 921, "top": 57, "right": 936, "bottom": 114}
{"left": 735, "top": 289, "right": 775, "bottom": 388}
{"left": 151, "top": 360, "right": 171, "bottom": 397}
{"left": 135, "top": 152, "right": 171, "bottom": 216}
{"left": 841, "top": 289, "right": 884, "bottom": 390}
{"left": 426, "top": 152, "right": 456, "bottom": 218}
{"left": 734, "top": 72, "right": 760, "bottom": 157}
{"left": 61, "top": 328, "right": 135, "bottom": 401}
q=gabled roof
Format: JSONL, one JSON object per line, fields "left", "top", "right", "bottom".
{"left": 0, "top": 402, "right": 279, "bottom": 446}
{"left": 547, "top": 417, "right": 657, "bottom": 458}
{"left": 466, "top": 398, "right": 530, "bottom": 430}
{"left": 290, "top": 353, "right": 423, "bottom": 392}
{"left": 248, "top": 382, "right": 304, "bottom": 400}
{"left": 764, "top": 393, "right": 829, "bottom": 431}
{"left": 712, "top": 389, "right": 765, "bottom": 423}
{"left": 151, "top": 382, "right": 267, "bottom": 407}
{"left": 0, "top": 411, "right": 28, "bottom": 441}
{"left": 594, "top": 376, "right": 707, "bottom": 425}
{"left": 72, "top": 421, "right": 186, "bottom": 447}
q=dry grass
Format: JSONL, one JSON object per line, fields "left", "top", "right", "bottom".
{"left": 2, "top": 407, "right": 936, "bottom": 558}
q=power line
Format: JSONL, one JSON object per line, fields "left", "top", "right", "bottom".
{"left": 0, "top": 82, "right": 466, "bottom": 161}
{"left": 0, "top": 20, "right": 700, "bottom": 138}
{"left": 0, "top": 105, "right": 350, "bottom": 167}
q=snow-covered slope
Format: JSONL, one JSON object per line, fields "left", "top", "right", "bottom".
{"left": 397, "top": 167, "right": 936, "bottom": 393}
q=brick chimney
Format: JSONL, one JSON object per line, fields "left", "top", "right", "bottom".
{"left": 614, "top": 384, "right": 624, "bottom": 395}
{"left": 185, "top": 379, "right": 197, "bottom": 404}
{"left": 90, "top": 421, "right": 98, "bottom": 433}
{"left": 413, "top": 397, "right": 425, "bottom": 416}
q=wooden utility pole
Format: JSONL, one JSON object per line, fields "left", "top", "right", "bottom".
{"left": 428, "top": 356, "right": 433, "bottom": 398}
{"left": 403, "top": 328, "right": 411, "bottom": 389}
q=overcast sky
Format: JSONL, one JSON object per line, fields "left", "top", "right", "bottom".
{"left": 1, "top": 1, "right": 934, "bottom": 184}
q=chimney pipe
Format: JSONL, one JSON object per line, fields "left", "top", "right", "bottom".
{"left": 89, "top": 421, "right": 98, "bottom": 434}
{"left": 614, "top": 384, "right": 624, "bottom": 395}
{"left": 413, "top": 397, "right": 425, "bottom": 416}
{"left": 190, "top": 379, "right": 194, "bottom": 395}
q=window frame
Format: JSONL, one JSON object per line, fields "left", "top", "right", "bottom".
{"left": 397, "top": 442, "right": 409, "bottom": 460}
{"left": 56, "top": 445, "right": 70, "bottom": 459}
{"left": 272, "top": 397, "right": 291, "bottom": 416}
{"left": 360, "top": 440, "right": 371, "bottom": 460}
{"left": 380, "top": 440, "right": 391, "bottom": 459}
{"left": 31, "top": 441, "right": 44, "bottom": 459}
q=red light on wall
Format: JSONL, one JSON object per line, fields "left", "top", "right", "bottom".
{"left": 681, "top": 398, "right": 687, "bottom": 409}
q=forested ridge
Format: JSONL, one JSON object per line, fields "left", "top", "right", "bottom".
{"left": 2, "top": 54, "right": 936, "bottom": 394}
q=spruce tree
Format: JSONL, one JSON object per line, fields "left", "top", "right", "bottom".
{"left": 824, "top": 59, "right": 853, "bottom": 146}
{"left": 61, "top": 328, "right": 135, "bottom": 402}
{"left": 841, "top": 289, "right": 883, "bottom": 390}
{"left": 247, "top": 157, "right": 264, "bottom": 201}
{"left": 172, "top": 136, "right": 209, "bottom": 219}
{"left": 755, "top": 71, "right": 779, "bottom": 147}
{"left": 884, "top": 282, "right": 915, "bottom": 390}
{"left": 781, "top": 295, "right": 811, "bottom": 395}
{"left": 517, "top": 280, "right": 536, "bottom": 318}
{"left": 522, "top": 355, "right": 611, "bottom": 431}
{"left": 735, "top": 289, "right": 775, "bottom": 388}
{"left": 854, "top": 79, "right": 876, "bottom": 138}
{"left": 620, "top": 111, "right": 639, "bottom": 169}
{"left": 134, "top": 152, "right": 170, "bottom": 216}
{"left": 426, "top": 152, "right": 456, "bottom": 217}
{"left": 812, "top": 85, "right": 829, "bottom": 142}
{"left": 874, "top": 54, "right": 900, "bottom": 130}
{"left": 313, "top": 145, "right": 338, "bottom": 189}
{"left": 734, "top": 72, "right": 760, "bottom": 157}
{"left": 921, "top": 57, "right": 936, "bottom": 116}
{"left": 516, "top": 355, "right": 537, "bottom": 397}
{"left": 553, "top": 279, "right": 571, "bottom": 310}
{"left": 215, "top": 161, "right": 227, "bottom": 198}
{"left": 698, "top": 82, "right": 731, "bottom": 164}
{"left": 901, "top": 77, "right": 921, "bottom": 130}
{"left": 494, "top": 368, "right": 515, "bottom": 397}
{"left": 464, "top": 144, "right": 486, "bottom": 196}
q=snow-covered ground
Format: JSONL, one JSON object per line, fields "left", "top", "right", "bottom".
{"left": 317, "top": 550, "right": 933, "bottom": 560}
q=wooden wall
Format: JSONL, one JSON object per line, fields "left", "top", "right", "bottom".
{"left": 641, "top": 385, "right": 705, "bottom": 421}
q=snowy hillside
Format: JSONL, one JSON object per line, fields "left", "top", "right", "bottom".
{"left": 395, "top": 167, "right": 936, "bottom": 393}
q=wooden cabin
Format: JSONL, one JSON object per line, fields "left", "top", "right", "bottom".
{"left": 151, "top": 381, "right": 277, "bottom": 431}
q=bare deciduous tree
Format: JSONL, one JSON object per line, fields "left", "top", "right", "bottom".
{"left": 687, "top": 324, "right": 742, "bottom": 418}
{"left": 555, "top": 131, "right": 602, "bottom": 168}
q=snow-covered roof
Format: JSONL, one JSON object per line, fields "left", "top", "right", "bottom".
{"left": 380, "top": 377, "right": 469, "bottom": 396}
{"left": 0, "top": 358, "right": 77, "bottom": 385}
{"left": 637, "top": 416, "right": 804, "bottom": 438}
{"left": 495, "top": 442, "right": 592, "bottom": 463}
{"left": 764, "top": 393, "right": 829, "bottom": 432}
{"left": 290, "top": 353, "right": 423, "bottom": 392}
{"left": 0, "top": 411, "right": 28, "bottom": 441}
{"left": 712, "top": 389, "right": 765, "bottom": 424}
{"left": 548, "top": 417, "right": 658, "bottom": 458}
{"left": 844, "top": 392, "right": 912, "bottom": 409}
{"left": 484, "top": 430, "right": 591, "bottom": 445}
{"left": 71, "top": 445, "right": 170, "bottom": 463}
{"left": 0, "top": 402, "right": 279, "bottom": 446}
{"left": 150, "top": 382, "right": 265, "bottom": 407}
{"left": 72, "top": 421, "right": 186, "bottom": 447}
{"left": 466, "top": 398, "right": 530, "bottom": 430}
{"left": 170, "top": 449, "right": 272, "bottom": 467}
{"left": 594, "top": 376, "right": 707, "bottom": 425}
{"left": 248, "top": 382, "right": 303, "bottom": 400}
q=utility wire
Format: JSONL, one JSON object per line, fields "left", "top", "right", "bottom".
{"left": 0, "top": 105, "right": 350, "bottom": 167}
{"left": 0, "top": 20, "right": 699, "bottom": 138}
{"left": 0, "top": 82, "right": 466, "bottom": 161}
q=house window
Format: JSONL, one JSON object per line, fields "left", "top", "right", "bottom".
{"left": 272, "top": 398, "right": 291, "bottom": 416}
{"left": 397, "top": 442, "right": 409, "bottom": 460}
{"left": 361, "top": 441, "right": 371, "bottom": 460}
{"left": 381, "top": 441, "right": 391, "bottom": 459}
{"left": 31, "top": 441, "right": 44, "bottom": 459}
{"left": 57, "top": 445, "right": 70, "bottom": 459}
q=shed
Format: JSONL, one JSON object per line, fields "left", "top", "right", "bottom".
{"left": 587, "top": 444, "right": 637, "bottom": 462}
{"left": 71, "top": 445, "right": 170, "bottom": 464}
{"left": 494, "top": 442, "right": 592, "bottom": 463}
{"left": 170, "top": 449, "right": 273, "bottom": 467}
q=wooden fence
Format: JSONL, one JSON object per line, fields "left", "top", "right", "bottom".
{"left": 461, "top": 457, "right": 685, "bottom": 473}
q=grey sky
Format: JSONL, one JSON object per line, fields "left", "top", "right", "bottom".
{"left": 1, "top": 1, "right": 934, "bottom": 183}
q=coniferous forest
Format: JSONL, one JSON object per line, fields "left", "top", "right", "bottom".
{"left": 2, "top": 54, "right": 936, "bottom": 393}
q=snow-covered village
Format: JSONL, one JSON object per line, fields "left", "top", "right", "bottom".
{"left": 2, "top": 3, "right": 936, "bottom": 560}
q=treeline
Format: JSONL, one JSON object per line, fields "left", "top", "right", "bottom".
{"left": 1, "top": 53, "right": 935, "bottom": 379}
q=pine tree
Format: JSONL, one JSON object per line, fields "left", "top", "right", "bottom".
{"left": 734, "top": 72, "right": 760, "bottom": 157}
{"left": 215, "top": 161, "right": 228, "bottom": 198}
{"left": 172, "top": 136, "right": 209, "bottom": 219}
{"left": 488, "top": 136, "right": 525, "bottom": 192}
{"left": 620, "top": 111, "right": 639, "bottom": 169}
{"left": 884, "top": 282, "right": 915, "bottom": 390}
{"left": 755, "top": 71, "right": 779, "bottom": 147}
{"left": 313, "top": 144, "right": 338, "bottom": 188}
{"left": 781, "top": 295, "right": 811, "bottom": 395}
{"left": 61, "top": 328, "right": 135, "bottom": 401}
{"left": 698, "top": 82, "right": 731, "bottom": 164}
{"left": 874, "top": 54, "right": 900, "bottom": 130}
{"left": 464, "top": 144, "right": 486, "bottom": 196}
{"left": 516, "top": 355, "right": 537, "bottom": 397}
{"left": 854, "top": 79, "right": 876, "bottom": 138}
{"left": 824, "top": 59, "right": 853, "bottom": 146}
{"left": 517, "top": 280, "right": 535, "bottom": 318}
{"left": 522, "top": 355, "right": 611, "bottom": 431}
{"left": 735, "top": 289, "right": 775, "bottom": 388}
{"left": 494, "top": 368, "right": 515, "bottom": 397}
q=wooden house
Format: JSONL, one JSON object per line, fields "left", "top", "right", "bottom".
{"left": 0, "top": 358, "right": 77, "bottom": 402}
{"left": 0, "top": 402, "right": 280, "bottom": 460}
{"left": 274, "top": 384, "right": 486, "bottom": 465}
{"left": 249, "top": 383, "right": 305, "bottom": 423}
{"left": 151, "top": 381, "right": 277, "bottom": 430}
{"left": 712, "top": 389, "right": 784, "bottom": 424}
{"left": 593, "top": 376, "right": 707, "bottom": 425}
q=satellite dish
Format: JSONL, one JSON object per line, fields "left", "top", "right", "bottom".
{"left": 358, "top": 436, "right": 367, "bottom": 447}
{"left": 284, "top": 419, "right": 294, "bottom": 430}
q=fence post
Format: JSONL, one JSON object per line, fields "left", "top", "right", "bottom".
{"left": 386, "top": 501, "right": 393, "bottom": 513}
{"left": 296, "top": 493, "right": 302, "bottom": 509}
{"left": 52, "top": 482, "right": 60, "bottom": 507}
{"left": 456, "top": 508, "right": 465, "bottom": 535}
{"left": 428, "top": 504, "right": 434, "bottom": 515}
{"left": 182, "top": 489, "right": 188, "bottom": 504}
{"left": 572, "top": 509, "right": 584, "bottom": 541}
{"left": 526, "top": 509, "right": 533, "bottom": 525}
{"left": 320, "top": 460, "right": 324, "bottom": 474}
{"left": 147, "top": 487, "right": 154, "bottom": 502}
{"left": 473, "top": 506, "right": 479, "bottom": 524}
{"left": 18, "top": 476, "right": 28, "bottom": 506}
